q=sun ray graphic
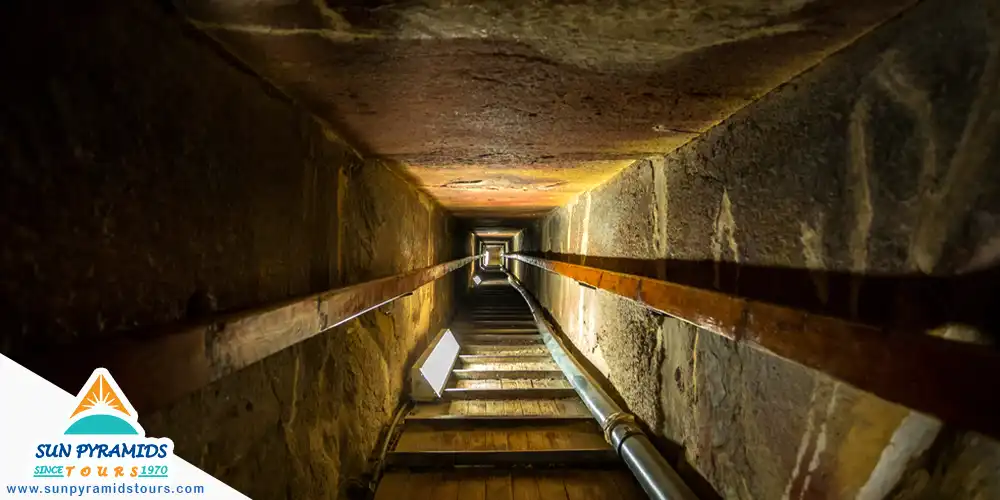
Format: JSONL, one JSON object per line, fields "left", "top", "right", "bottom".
{"left": 70, "top": 374, "right": 130, "bottom": 418}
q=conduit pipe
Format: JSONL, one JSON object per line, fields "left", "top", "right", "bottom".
{"left": 504, "top": 270, "right": 697, "bottom": 500}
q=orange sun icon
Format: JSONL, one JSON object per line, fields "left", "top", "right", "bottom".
{"left": 69, "top": 374, "right": 130, "bottom": 418}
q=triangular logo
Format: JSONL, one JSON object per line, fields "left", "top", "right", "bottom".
{"left": 64, "top": 368, "right": 143, "bottom": 436}
{"left": 70, "top": 373, "right": 130, "bottom": 418}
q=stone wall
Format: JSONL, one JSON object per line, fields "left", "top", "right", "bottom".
{"left": 516, "top": 0, "right": 1000, "bottom": 497}
{"left": 0, "top": 1, "right": 460, "bottom": 498}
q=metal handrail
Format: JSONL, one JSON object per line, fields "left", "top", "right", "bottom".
{"left": 504, "top": 269, "right": 697, "bottom": 500}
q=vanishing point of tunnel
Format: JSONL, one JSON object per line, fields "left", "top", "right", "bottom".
{"left": 2, "top": 0, "right": 999, "bottom": 498}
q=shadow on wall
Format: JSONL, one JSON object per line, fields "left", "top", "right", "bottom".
{"left": 519, "top": 252, "right": 1000, "bottom": 340}
{"left": 529, "top": 295, "right": 723, "bottom": 500}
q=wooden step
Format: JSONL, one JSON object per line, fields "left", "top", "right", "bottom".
{"left": 461, "top": 345, "right": 548, "bottom": 355}
{"left": 375, "top": 469, "right": 647, "bottom": 500}
{"left": 469, "top": 310, "right": 533, "bottom": 315}
{"left": 459, "top": 360, "right": 557, "bottom": 371}
{"left": 407, "top": 398, "right": 591, "bottom": 420}
{"left": 459, "top": 354, "right": 552, "bottom": 363}
{"left": 388, "top": 422, "right": 615, "bottom": 467}
{"left": 465, "top": 316, "right": 534, "bottom": 322}
{"left": 452, "top": 379, "right": 571, "bottom": 390}
{"left": 443, "top": 387, "right": 576, "bottom": 400}
{"left": 458, "top": 334, "right": 542, "bottom": 344}
{"left": 467, "top": 307, "right": 527, "bottom": 310}
{"left": 457, "top": 327, "right": 539, "bottom": 335}
{"left": 452, "top": 369, "right": 565, "bottom": 380}
{"left": 387, "top": 449, "right": 619, "bottom": 467}
{"left": 466, "top": 319, "right": 536, "bottom": 324}
{"left": 391, "top": 421, "right": 610, "bottom": 453}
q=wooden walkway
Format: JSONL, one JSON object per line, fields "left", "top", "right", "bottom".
{"left": 375, "top": 279, "right": 647, "bottom": 499}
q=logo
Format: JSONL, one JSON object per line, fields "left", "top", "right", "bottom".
{"left": 32, "top": 369, "right": 174, "bottom": 481}
{"left": 66, "top": 370, "right": 141, "bottom": 436}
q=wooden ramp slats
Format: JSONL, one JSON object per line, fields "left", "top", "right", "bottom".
{"left": 377, "top": 280, "right": 637, "bottom": 500}
{"left": 468, "top": 312, "right": 534, "bottom": 316}
{"left": 453, "top": 379, "right": 572, "bottom": 390}
{"left": 467, "top": 319, "right": 539, "bottom": 325}
{"left": 449, "top": 376, "right": 572, "bottom": 389}
{"left": 458, "top": 328, "right": 541, "bottom": 335}
{"left": 394, "top": 422, "right": 609, "bottom": 452}
{"left": 458, "top": 360, "right": 559, "bottom": 370}
{"left": 387, "top": 449, "right": 620, "bottom": 467}
{"left": 458, "top": 334, "right": 543, "bottom": 344}
{"left": 466, "top": 317, "right": 535, "bottom": 322}
{"left": 407, "top": 398, "right": 590, "bottom": 420}
{"left": 452, "top": 370, "right": 566, "bottom": 381}
{"left": 444, "top": 387, "right": 577, "bottom": 400}
{"left": 462, "top": 345, "right": 550, "bottom": 355}
{"left": 376, "top": 470, "right": 647, "bottom": 500}
{"left": 459, "top": 354, "right": 554, "bottom": 363}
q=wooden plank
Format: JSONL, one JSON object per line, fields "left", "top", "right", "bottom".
{"left": 395, "top": 423, "right": 609, "bottom": 452}
{"left": 373, "top": 471, "right": 408, "bottom": 500}
{"left": 526, "top": 423, "right": 552, "bottom": 452}
{"left": 517, "top": 380, "right": 543, "bottom": 417}
{"left": 563, "top": 426, "right": 609, "bottom": 450}
{"left": 490, "top": 426, "right": 510, "bottom": 452}
{"left": 608, "top": 470, "right": 648, "bottom": 499}
{"left": 459, "top": 354, "right": 553, "bottom": 363}
{"left": 469, "top": 315, "right": 534, "bottom": 320}
{"left": 506, "top": 422, "right": 529, "bottom": 452}
{"left": 508, "top": 253, "right": 1000, "bottom": 439}
{"left": 459, "top": 361, "right": 558, "bottom": 371}
{"left": 536, "top": 471, "right": 569, "bottom": 500}
{"left": 486, "top": 399, "right": 504, "bottom": 419}
{"left": 462, "top": 345, "right": 549, "bottom": 356}
{"left": 467, "top": 424, "right": 493, "bottom": 452}
{"left": 453, "top": 369, "right": 563, "bottom": 380}
{"left": 457, "top": 334, "right": 541, "bottom": 343}
{"left": 503, "top": 392, "right": 524, "bottom": 417}
{"left": 531, "top": 379, "right": 573, "bottom": 389}
{"left": 469, "top": 320, "right": 537, "bottom": 326}
{"left": 408, "top": 399, "right": 591, "bottom": 420}
{"left": 486, "top": 473, "right": 513, "bottom": 500}
{"left": 443, "top": 388, "right": 576, "bottom": 400}
{"left": 433, "top": 472, "right": 461, "bottom": 500}
{"left": 458, "top": 327, "right": 539, "bottom": 334}
{"left": 454, "top": 379, "right": 501, "bottom": 389}
{"left": 452, "top": 400, "right": 470, "bottom": 416}
{"left": 458, "top": 338, "right": 542, "bottom": 347}
{"left": 563, "top": 470, "right": 614, "bottom": 500}
{"left": 407, "top": 472, "right": 440, "bottom": 499}
{"left": 33, "top": 256, "right": 478, "bottom": 412}
{"left": 386, "top": 449, "right": 620, "bottom": 467}
{"left": 457, "top": 471, "right": 488, "bottom": 500}
{"left": 512, "top": 470, "right": 542, "bottom": 500}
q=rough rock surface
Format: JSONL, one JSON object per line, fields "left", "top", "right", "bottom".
{"left": 175, "top": 0, "right": 915, "bottom": 219}
{"left": 0, "top": 1, "right": 458, "bottom": 498}
{"left": 517, "top": 0, "right": 1000, "bottom": 497}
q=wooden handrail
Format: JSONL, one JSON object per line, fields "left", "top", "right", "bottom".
{"left": 508, "top": 253, "right": 1000, "bottom": 439}
{"left": 29, "top": 256, "right": 478, "bottom": 412}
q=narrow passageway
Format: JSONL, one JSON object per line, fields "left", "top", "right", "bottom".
{"left": 2, "top": 0, "right": 1000, "bottom": 498}
{"left": 378, "top": 270, "right": 649, "bottom": 499}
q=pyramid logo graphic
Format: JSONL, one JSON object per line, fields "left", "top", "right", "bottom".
{"left": 64, "top": 368, "right": 143, "bottom": 436}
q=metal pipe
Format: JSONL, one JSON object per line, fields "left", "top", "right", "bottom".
{"left": 504, "top": 270, "right": 697, "bottom": 500}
